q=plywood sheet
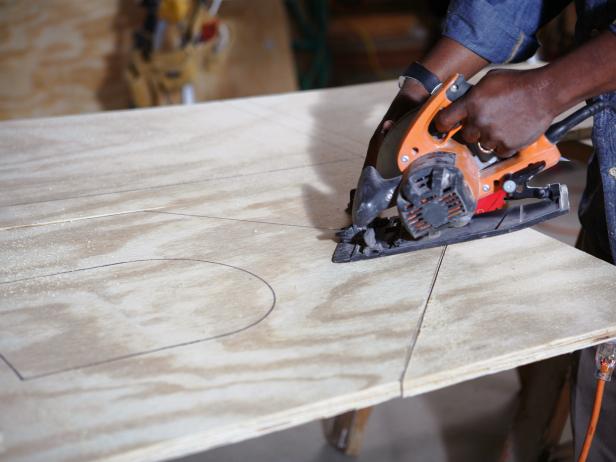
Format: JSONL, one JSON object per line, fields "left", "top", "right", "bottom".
{"left": 0, "top": 82, "right": 442, "bottom": 460}
{"left": 0, "top": 83, "right": 390, "bottom": 229}
{"left": 1, "top": 81, "right": 616, "bottom": 462}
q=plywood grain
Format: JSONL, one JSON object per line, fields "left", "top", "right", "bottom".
{"left": 0, "top": 82, "right": 441, "bottom": 460}
{"left": 0, "top": 211, "right": 443, "bottom": 461}
{"left": 1, "top": 257, "right": 276, "bottom": 378}
{"left": 0, "top": 82, "right": 392, "bottom": 230}
{"left": 1, "top": 81, "right": 616, "bottom": 462}
{"left": 402, "top": 229, "right": 616, "bottom": 397}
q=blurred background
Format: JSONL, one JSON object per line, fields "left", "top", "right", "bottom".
{"left": 0, "top": 0, "right": 577, "bottom": 120}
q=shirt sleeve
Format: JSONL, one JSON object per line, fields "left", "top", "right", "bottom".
{"left": 443, "top": 0, "right": 572, "bottom": 64}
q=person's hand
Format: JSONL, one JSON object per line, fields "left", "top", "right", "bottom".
{"left": 434, "top": 68, "right": 558, "bottom": 158}
{"left": 363, "top": 81, "right": 428, "bottom": 168}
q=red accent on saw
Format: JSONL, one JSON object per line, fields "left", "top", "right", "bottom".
{"left": 475, "top": 189, "right": 507, "bottom": 215}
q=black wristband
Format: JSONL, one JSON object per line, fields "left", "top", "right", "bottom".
{"left": 398, "top": 62, "right": 442, "bottom": 94}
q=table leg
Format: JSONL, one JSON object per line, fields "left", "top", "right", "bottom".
{"left": 322, "top": 406, "right": 374, "bottom": 456}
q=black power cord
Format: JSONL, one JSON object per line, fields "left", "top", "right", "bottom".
{"left": 546, "top": 99, "right": 616, "bottom": 144}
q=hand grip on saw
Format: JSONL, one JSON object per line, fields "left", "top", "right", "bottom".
{"left": 397, "top": 73, "right": 616, "bottom": 199}
{"left": 396, "top": 74, "right": 562, "bottom": 199}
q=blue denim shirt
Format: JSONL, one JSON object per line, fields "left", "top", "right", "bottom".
{"left": 443, "top": 0, "right": 616, "bottom": 260}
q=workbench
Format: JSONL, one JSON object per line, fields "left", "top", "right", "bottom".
{"left": 1, "top": 81, "right": 616, "bottom": 462}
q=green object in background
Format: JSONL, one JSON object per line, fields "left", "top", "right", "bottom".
{"left": 285, "top": 0, "right": 331, "bottom": 90}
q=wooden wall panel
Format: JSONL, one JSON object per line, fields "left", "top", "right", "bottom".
{"left": 0, "top": 0, "right": 140, "bottom": 120}
{"left": 0, "top": 0, "right": 296, "bottom": 120}
{"left": 196, "top": 0, "right": 298, "bottom": 101}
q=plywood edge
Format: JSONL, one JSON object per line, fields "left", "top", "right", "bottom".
{"left": 402, "top": 326, "right": 616, "bottom": 398}
{"left": 0, "top": 79, "right": 393, "bottom": 126}
{"left": 100, "top": 382, "right": 401, "bottom": 462}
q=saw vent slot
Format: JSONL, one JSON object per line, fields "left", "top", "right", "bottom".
{"left": 398, "top": 151, "right": 475, "bottom": 239}
{"left": 404, "top": 190, "right": 466, "bottom": 237}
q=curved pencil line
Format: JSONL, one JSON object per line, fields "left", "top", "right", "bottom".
{"left": 146, "top": 210, "right": 338, "bottom": 231}
{"left": 0, "top": 258, "right": 276, "bottom": 381}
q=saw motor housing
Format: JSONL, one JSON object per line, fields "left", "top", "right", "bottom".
{"left": 397, "top": 151, "right": 477, "bottom": 239}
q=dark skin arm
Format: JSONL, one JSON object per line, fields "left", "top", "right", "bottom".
{"left": 434, "top": 30, "right": 616, "bottom": 158}
{"left": 364, "top": 37, "right": 488, "bottom": 168}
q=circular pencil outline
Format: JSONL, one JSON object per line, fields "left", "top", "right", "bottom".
{"left": 0, "top": 258, "right": 277, "bottom": 381}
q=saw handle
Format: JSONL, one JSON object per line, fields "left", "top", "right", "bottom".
{"left": 430, "top": 80, "right": 616, "bottom": 147}
{"left": 396, "top": 74, "right": 475, "bottom": 172}
{"left": 428, "top": 75, "right": 472, "bottom": 140}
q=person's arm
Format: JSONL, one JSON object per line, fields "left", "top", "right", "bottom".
{"left": 364, "top": 37, "right": 488, "bottom": 168}
{"left": 434, "top": 30, "right": 616, "bottom": 157}
{"left": 365, "top": 0, "right": 571, "bottom": 168}
{"left": 398, "top": 37, "right": 490, "bottom": 104}
{"left": 546, "top": 30, "right": 616, "bottom": 115}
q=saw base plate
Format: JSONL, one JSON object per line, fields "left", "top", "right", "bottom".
{"left": 332, "top": 184, "right": 569, "bottom": 263}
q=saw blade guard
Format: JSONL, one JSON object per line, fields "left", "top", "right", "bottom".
{"left": 351, "top": 166, "right": 401, "bottom": 228}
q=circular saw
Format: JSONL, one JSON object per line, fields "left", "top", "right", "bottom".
{"left": 332, "top": 73, "right": 608, "bottom": 263}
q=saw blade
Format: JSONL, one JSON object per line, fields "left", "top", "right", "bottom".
{"left": 374, "top": 109, "right": 418, "bottom": 179}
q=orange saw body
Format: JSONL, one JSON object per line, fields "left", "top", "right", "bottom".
{"left": 397, "top": 75, "right": 561, "bottom": 200}
{"left": 333, "top": 74, "right": 575, "bottom": 263}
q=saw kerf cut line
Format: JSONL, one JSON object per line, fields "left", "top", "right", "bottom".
{"left": 399, "top": 245, "right": 447, "bottom": 394}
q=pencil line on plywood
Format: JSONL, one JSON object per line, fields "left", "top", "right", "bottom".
{"left": 0, "top": 352, "right": 24, "bottom": 381}
{"left": 146, "top": 210, "right": 339, "bottom": 231}
{"left": 0, "top": 209, "right": 167, "bottom": 232}
{"left": 0, "top": 258, "right": 276, "bottom": 382}
{"left": 0, "top": 207, "right": 342, "bottom": 233}
{"left": 398, "top": 245, "right": 447, "bottom": 394}
{"left": 0, "top": 158, "right": 355, "bottom": 210}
